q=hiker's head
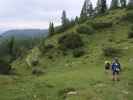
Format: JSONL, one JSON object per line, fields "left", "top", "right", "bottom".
{"left": 105, "top": 61, "right": 110, "bottom": 64}
{"left": 113, "top": 57, "right": 119, "bottom": 63}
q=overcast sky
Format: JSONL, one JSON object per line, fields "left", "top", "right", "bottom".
{"left": 0, "top": 0, "right": 112, "bottom": 31}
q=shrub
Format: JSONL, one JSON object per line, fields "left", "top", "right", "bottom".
{"left": 103, "top": 47, "right": 121, "bottom": 57}
{"left": 61, "top": 51, "right": 68, "bottom": 56}
{"left": 73, "top": 48, "right": 85, "bottom": 58}
{"left": 38, "top": 39, "right": 45, "bottom": 52}
{"left": 122, "top": 11, "right": 133, "bottom": 22}
{"left": 128, "top": 25, "right": 133, "bottom": 38}
{"left": 47, "top": 55, "right": 53, "bottom": 59}
{"left": 31, "top": 60, "right": 39, "bottom": 66}
{"left": 76, "top": 25, "right": 94, "bottom": 35}
{"left": 91, "top": 21, "right": 113, "bottom": 29}
{"left": 39, "top": 43, "right": 55, "bottom": 53}
{"left": 45, "top": 44, "right": 54, "bottom": 49}
{"left": 58, "top": 33, "right": 83, "bottom": 50}
{"left": 126, "top": 4, "right": 133, "bottom": 10}
{"left": 0, "top": 60, "right": 11, "bottom": 74}
{"left": 32, "top": 67, "right": 44, "bottom": 76}
{"left": 128, "top": 31, "right": 133, "bottom": 38}
{"left": 44, "top": 44, "right": 54, "bottom": 51}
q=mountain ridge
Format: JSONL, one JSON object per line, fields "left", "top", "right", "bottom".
{"left": 1, "top": 29, "right": 48, "bottom": 39}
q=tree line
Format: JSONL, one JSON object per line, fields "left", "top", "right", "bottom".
{"left": 48, "top": 0, "right": 133, "bottom": 36}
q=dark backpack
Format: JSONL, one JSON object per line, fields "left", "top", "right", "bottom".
{"left": 112, "top": 63, "right": 121, "bottom": 72}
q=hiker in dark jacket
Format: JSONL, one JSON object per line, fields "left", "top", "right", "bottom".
{"left": 111, "top": 57, "right": 121, "bottom": 81}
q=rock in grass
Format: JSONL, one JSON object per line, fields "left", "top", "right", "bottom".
{"left": 122, "top": 90, "right": 129, "bottom": 95}
{"left": 67, "top": 91, "right": 77, "bottom": 95}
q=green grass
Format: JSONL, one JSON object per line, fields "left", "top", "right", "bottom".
{"left": 0, "top": 9, "right": 133, "bottom": 100}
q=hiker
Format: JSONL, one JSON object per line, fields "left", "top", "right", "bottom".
{"left": 111, "top": 57, "right": 121, "bottom": 81}
{"left": 104, "top": 61, "right": 111, "bottom": 73}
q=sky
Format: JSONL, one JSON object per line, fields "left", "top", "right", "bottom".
{"left": 0, "top": 0, "right": 112, "bottom": 31}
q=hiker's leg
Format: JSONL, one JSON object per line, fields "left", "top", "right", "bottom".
{"left": 112, "top": 71, "right": 115, "bottom": 81}
{"left": 114, "top": 72, "right": 117, "bottom": 81}
{"left": 112, "top": 75, "right": 115, "bottom": 81}
{"left": 116, "top": 72, "right": 120, "bottom": 81}
{"left": 115, "top": 74, "right": 117, "bottom": 81}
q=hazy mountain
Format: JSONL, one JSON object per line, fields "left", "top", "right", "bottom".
{"left": 1, "top": 29, "right": 48, "bottom": 39}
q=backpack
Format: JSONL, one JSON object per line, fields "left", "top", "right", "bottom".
{"left": 115, "top": 64, "right": 120, "bottom": 72}
{"left": 112, "top": 63, "right": 120, "bottom": 72}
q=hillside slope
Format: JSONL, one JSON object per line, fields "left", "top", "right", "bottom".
{"left": 0, "top": 9, "right": 133, "bottom": 100}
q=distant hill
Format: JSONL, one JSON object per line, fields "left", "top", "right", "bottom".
{"left": 0, "top": 29, "right": 48, "bottom": 57}
{"left": 1, "top": 29, "right": 48, "bottom": 39}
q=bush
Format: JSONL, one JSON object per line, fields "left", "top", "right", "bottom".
{"left": 126, "top": 5, "right": 133, "bottom": 10}
{"left": 32, "top": 67, "right": 44, "bottom": 76}
{"left": 103, "top": 47, "right": 121, "bottom": 57}
{"left": 44, "top": 44, "right": 54, "bottom": 51}
{"left": 128, "top": 31, "right": 133, "bottom": 38}
{"left": 47, "top": 55, "right": 53, "bottom": 59}
{"left": 45, "top": 44, "right": 54, "bottom": 49}
{"left": 39, "top": 43, "right": 55, "bottom": 53}
{"left": 0, "top": 60, "right": 11, "bottom": 74}
{"left": 73, "top": 48, "right": 85, "bottom": 58}
{"left": 91, "top": 21, "right": 113, "bottom": 30}
{"left": 76, "top": 25, "right": 94, "bottom": 35}
{"left": 31, "top": 60, "right": 39, "bottom": 66}
{"left": 58, "top": 33, "right": 83, "bottom": 50}
{"left": 128, "top": 25, "right": 133, "bottom": 38}
{"left": 122, "top": 11, "right": 133, "bottom": 22}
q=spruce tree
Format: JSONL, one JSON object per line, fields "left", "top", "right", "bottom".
{"left": 75, "top": 16, "right": 79, "bottom": 24}
{"left": 49, "top": 22, "right": 54, "bottom": 36}
{"left": 101, "top": 0, "right": 107, "bottom": 13}
{"left": 80, "top": 0, "right": 88, "bottom": 19}
{"left": 96, "top": 0, "right": 102, "bottom": 13}
{"left": 80, "top": 0, "right": 94, "bottom": 21}
{"left": 87, "top": 2, "right": 94, "bottom": 16}
{"left": 61, "top": 10, "right": 69, "bottom": 28}
{"left": 96, "top": 0, "right": 107, "bottom": 13}
{"left": 120, "top": 0, "right": 126, "bottom": 7}
{"left": 110, "top": 0, "right": 119, "bottom": 9}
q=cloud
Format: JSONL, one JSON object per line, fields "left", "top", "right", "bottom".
{"left": 0, "top": 0, "right": 112, "bottom": 30}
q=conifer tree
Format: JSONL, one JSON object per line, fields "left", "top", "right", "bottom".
{"left": 110, "top": 0, "right": 119, "bottom": 9}
{"left": 120, "top": 0, "right": 126, "bottom": 7}
{"left": 80, "top": 0, "right": 94, "bottom": 21}
{"left": 80, "top": 0, "right": 88, "bottom": 19}
{"left": 75, "top": 16, "right": 79, "bottom": 24}
{"left": 101, "top": 0, "right": 107, "bottom": 13}
{"left": 48, "top": 22, "right": 54, "bottom": 36}
{"left": 61, "top": 10, "right": 69, "bottom": 28}
{"left": 96, "top": 0, "right": 107, "bottom": 14}
{"left": 87, "top": 2, "right": 94, "bottom": 16}
{"left": 96, "top": 0, "right": 102, "bottom": 13}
